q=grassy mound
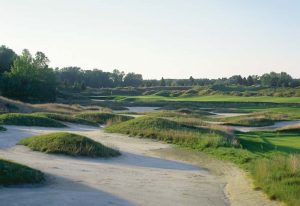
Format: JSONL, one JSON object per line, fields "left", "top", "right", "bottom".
{"left": 34, "top": 112, "right": 98, "bottom": 126}
{"left": 0, "top": 113, "right": 66, "bottom": 127}
{"left": 75, "top": 112, "right": 133, "bottom": 125}
{"left": 19, "top": 132, "right": 120, "bottom": 157}
{"left": 0, "top": 159, "right": 44, "bottom": 185}
{"left": 220, "top": 112, "right": 288, "bottom": 127}
{"left": 106, "top": 116, "right": 234, "bottom": 149}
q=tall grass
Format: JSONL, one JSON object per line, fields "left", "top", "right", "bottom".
{"left": 106, "top": 116, "right": 236, "bottom": 149}
{"left": 251, "top": 154, "right": 300, "bottom": 206}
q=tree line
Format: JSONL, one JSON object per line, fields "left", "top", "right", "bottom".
{"left": 0, "top": 45, "right": 299, "bottom": 102}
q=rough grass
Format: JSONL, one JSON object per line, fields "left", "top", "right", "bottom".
{"left": 251, "top": 155, "right": 300, "bottom": 206}
{"left": 18, "top": 132, "right": 120, "bottom": 157}
{"left": 106, "top": 116, "right": 235, "bottom": 149}
{"left": 219, "top": 112, "right": 289, "bottom": 127}
{"left": 34, "top": 112, "right": 98, "bottom": 126}
{"left": 0, "top": 159, "right": 44, "bottom": 185}
{"left": 75, "top": 112, "right": 133, "bottom": 125}
{"left": 0, "top": 113, "right": 66, "bottom": 127}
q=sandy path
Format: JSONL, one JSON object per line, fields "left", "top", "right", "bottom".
{"left": 0, "top": 124, "right": 228, "bottom": 206}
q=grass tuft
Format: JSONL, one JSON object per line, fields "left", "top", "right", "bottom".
{"left": 0, "top": 159, "right": 44, "bottom": 185}
{"left": 0, "top": 113, "right": 66, "bottom": 127}
{"left": 18, "top": 132, "right": 120, "bottom": 157}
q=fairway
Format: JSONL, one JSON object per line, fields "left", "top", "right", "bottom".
{"left": 118, "top": 95, "right": 300, "bottom": 104}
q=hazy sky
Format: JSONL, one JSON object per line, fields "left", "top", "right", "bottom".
{"left": 0, "top": 0, "right": 299, "bottom": 79}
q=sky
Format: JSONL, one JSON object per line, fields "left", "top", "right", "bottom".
{"left": 0, "top": 0, "right": 299, "bottom": 79}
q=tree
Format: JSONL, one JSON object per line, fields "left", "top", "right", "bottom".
{"left": 160, "top": 77, "right": 166, "bottom": 87}
{"left": 123, "top": 73, "right": 143, "bottom": 87}
{"left": 1, "top": 50, "right": 56, "bottom": 102}
{"left": 247, "top": 76, "right": 254, "bottom": 86}
{"left": 0, "top": 45, "right": 17, "bottom": 74}
{"left": 111, "top": 69, "right": 125, "bottom": 87}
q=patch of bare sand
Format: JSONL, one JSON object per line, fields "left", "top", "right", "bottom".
{"left": 149, "top": 147, "right": 282, "bottom": 206}
{"left": 0, "top": 124, "right": 227, "bottom": 206}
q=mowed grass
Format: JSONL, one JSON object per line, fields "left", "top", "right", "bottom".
{"left": 236, "top": 130, "right": 300, "bottom": 206}
{"left": 106, "top": 116, "right": 236, "bottom": 149}
{"left": 19, "top": 132, "right": 120, "bottom": 157}
{"left": 0, "top": 159, "right": 44, "bottom": 185}
{"left": 34, "top": 112, "right": 98, "bottom": 126}
{"left": 237, "top": 131, "right": 300, "bottom": 154}
{"left": 0, "top": 113, "right": 66, "bottom": 127}
{"left": 117, "top": 94, "right": 300, "bottom": 104}
{"left": 75, "top": 112, "right": 133, "bottom": 125}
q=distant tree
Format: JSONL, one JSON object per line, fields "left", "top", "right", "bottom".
{"left": 1, "top": 49, "right": 56, "bottom": 102}
{"left": 111, "top": 69, "right": 125, "bottom": 87}
{"left": 260, "top": 72, "right": 292, "bottom": 87}
{"left": 57, "top": 67, "right": 83, "bottom": 87}
{"left": 160, "top": 77, "right": 166, "bottom": 87}
{"left": 0, "top": 45, "right": 17, "bottom": 74}
{"left": 189, "top": 76, "right": 195, "bottom": 85}
{"left": 123, "top": 73, "right": 143, "bottom": 87}
{"left": 247, "top": 76, "right": 254, "bottom": 86}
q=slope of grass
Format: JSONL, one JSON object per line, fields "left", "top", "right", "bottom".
{"left": 19, "top": 132, "right": 120, "bottom": 157}
{"left": 0, "top": 159, "right": 44, "bottom": 185}
{"left": 34, "top": 112, "right": 98, "bottom": 126}
{"left": 251, "top": 155, "right": 300, "bottom": 206}
{"left": 106, "top": 116, "right": 235, "bottom": 149}
{"left": 0, "top": 113, "right": 66, "bottom": 127}
{"left": 218, "top": 112, "right": 289, "bottom": 127}
{"left": 75, "top": 112, "right": 133, "bottom": 125}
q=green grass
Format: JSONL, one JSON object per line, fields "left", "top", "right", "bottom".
{"left": 117, "top": 94, "right": 300, "bottom": 104}
{"left": 251, "top": 155, "right": 300, "bottom": 206}
{"left": 105, "top": 112, "right": 300, "bottom": 205}
{"left": 75, "top": 112, "right": 133, "bottom": 125}
{"left": 0, "top": 113, "right": 66, "bottom": 127}
{"left": 237, "top": 131, "right": 300, "bottom": 154}
{"left": 18, "top": 132, "right": 120, "bottom": 157}
{"left": 106, "top": 116, "right": 235, "bottom": 149}
{"left": 217, "top": 112, "right": 290, "bottom": 127}
{"left": 0, "top": 159, "right": 44, "bottom": 185}
{"left": 34, "top": 112, "right": 98, "bottom": 126}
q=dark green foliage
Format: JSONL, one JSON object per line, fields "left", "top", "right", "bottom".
{"left": 0, "top": 45, "right": 17, "bottom": 74}
{"left": 0, "top": 159, "right": 44, "bottom": 185}
{"left": 75, "top": 112, "right": 133, "bottom": 124}
{"left": 0, "top": 113, "right": 66, "bottom": 127}
{"left": 1, "top": 50, "right": 56, "bottom": 102}
{"left": 19, "top": 132, "right": 120, "bottom": 157}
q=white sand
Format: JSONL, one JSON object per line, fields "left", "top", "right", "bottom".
{"left": 0, "top": 124, "right": 280, "bottom": 206}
